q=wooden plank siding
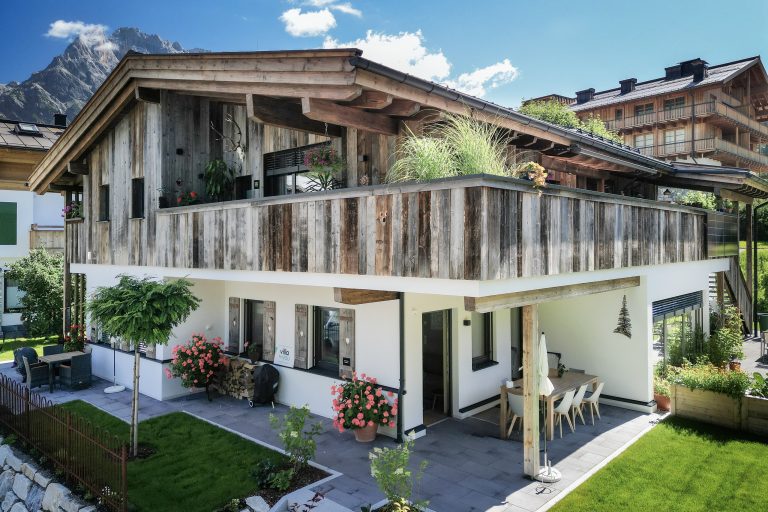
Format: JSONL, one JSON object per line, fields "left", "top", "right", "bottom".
{"left": 71, "top": 178, "right": 708, "bottom": 281}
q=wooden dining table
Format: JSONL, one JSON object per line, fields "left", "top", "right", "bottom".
{"left": 38, "top": 351, "right": 86, "bottom": 393}
{"left": 500, "top": 371, "right": 599, "bottom": 441}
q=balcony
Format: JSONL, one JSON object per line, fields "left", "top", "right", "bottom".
{"left": 634, "top": 138, "right": 768, "bottom": 169}
{"left": 67, "top": 175, "right": 724, "bottom": 281}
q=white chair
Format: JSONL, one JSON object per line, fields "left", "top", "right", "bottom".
{"left": 570, "top": 384, "right": 589, "bottom": 426}
{"left": 550, "top": 389, "right": 576, "bottom": 438}
{"left": 582, "top": 382, "right": 605, "bottom": 425}
{"left": 506, "top": 392, "right": 525, "bottom": 437}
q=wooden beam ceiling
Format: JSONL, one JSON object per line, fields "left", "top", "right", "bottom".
{"left": 344, "top": 91, "right": 393, "bottom": 109}
{"left": 247, "top": 95, "right": 342, "bottom": 137}
{"left": 301, "top": 97, "right": 399, "bottom": 135}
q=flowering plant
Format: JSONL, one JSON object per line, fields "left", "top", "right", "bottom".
{"left": 516, "top": 161, "right": 548, "bottom": 190}
{"left": 62, "top": 201, "right": 83, "bottom": 219}
{"left": 243, "top": 340, "right": 261, "bottom": 362}
{"left": 176, "top": 190, "right": 200, "bottom": 206}
{"left": 165, "top": 334, "right": 228, "bottom": 400}
{"left": 303, "top": 145, "right": 343, "bottom": 173}
{"left": 64, "top": 323, "right": 86, "bottom": 352}
{"left": 331, "top": 372, "right": 397, "bottom": 432}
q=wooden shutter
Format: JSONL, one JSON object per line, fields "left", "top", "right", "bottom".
{"left": 339, "top": 308, "right": 355, "bottom": 379}
{"left": 295, "top": 304, "right": 309, "bottom": 369}
{"left": 262, "top": 301, "right": 276, "bottom": 362}
{"left": 228, "top": 297, "right": 240, "bottom": 353}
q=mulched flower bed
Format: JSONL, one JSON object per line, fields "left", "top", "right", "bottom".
{"left": 258, "top": 465, "right": 329, "bottom": 506}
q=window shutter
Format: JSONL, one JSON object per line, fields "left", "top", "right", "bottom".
{"left": 339, "top": 308, "right": 355, "bottom": 379}
{"left": 295, "top": 304, "right": 309, "bottom": 369}
{"left": 263, "top": 301, "right": 276, "bottom": 362}
{"left": 228, "top": 297, "right": 240, "bottom": 353}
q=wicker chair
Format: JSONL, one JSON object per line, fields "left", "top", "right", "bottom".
{"left": 42, "top": 345, "right": 65, "bottom": 356}
{"left": 59, "top": 353, "right": 92, "bottom": 390}
{"left": 14, "top": 347, "right": 39, "bottom": 382}
{"left": 22, "top": 356, "right": 48, "bottom": 390}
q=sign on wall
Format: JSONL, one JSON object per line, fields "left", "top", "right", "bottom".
{"left": 274, "top": 342, "right": 295, "bottom": 368}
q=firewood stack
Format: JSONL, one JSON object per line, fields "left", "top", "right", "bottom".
{"left": 213, "top": 357, "right": 257, "bottom": 399}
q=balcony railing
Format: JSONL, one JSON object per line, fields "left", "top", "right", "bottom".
{"left": 634, "top": 137, "right": 767, "bottom": 167}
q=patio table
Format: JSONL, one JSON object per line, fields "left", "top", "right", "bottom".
{"left": 38, "top": 351, "right": 86, "bottom": 393}
{"left": 500, "top": 371, "right": 599, "bottom": 441}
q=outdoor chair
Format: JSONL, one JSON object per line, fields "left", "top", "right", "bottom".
{"left": 22, "top": 356, "right": 48, "bottom": 390}
{"left": 42, "top": 345, "right": 64, "bottom": 356}
{"left": 506, "top": 388, "right": 525, "bottom": 436}
{"left": 549, "top": 389, "right": 576, "bottom": 438}
{"left": 13, "top": 347, "right": 39, "bottom": 381}
{"left": 583, "top": 382, "right": 604, "bottom": 425}
{"left": 58, "top": 353, "right": 92, "bottom": 390}
{"left": 570, "top": 384, "right": 589, "bottom": 426}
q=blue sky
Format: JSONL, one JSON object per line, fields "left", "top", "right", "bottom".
{"left": 2, "top": 0, "right": 767, "bottom": 107}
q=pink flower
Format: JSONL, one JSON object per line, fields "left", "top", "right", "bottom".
{"left": 388, "top": 421, "right": 395, "bottom": 428}
{"left": 356, "top": 413, "right": 364, "bottom": 420}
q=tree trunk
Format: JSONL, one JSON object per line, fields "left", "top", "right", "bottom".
{"left": 130, "top": 345, "right": 141, "bottom": 457}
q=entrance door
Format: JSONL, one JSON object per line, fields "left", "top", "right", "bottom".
{"left": 422, "top": 310, "right": 451, "bottom": 425}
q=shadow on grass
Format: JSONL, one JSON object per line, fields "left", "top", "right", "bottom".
{"left": 660, "top": 415, "right": 767, "bottom": 446}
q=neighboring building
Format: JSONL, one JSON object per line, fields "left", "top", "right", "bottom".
{"left": 544, "top": 57, "right": 768, "bottom": 172}
{"left": 26, "top": 50, "right": 766, "bottom": 477}
{"left": 0, "top": 118, "right": 66, "bottom": 327}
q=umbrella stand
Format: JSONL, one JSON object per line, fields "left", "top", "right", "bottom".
{"left": 535, "top": 331, "right": 562, "bottom": 483}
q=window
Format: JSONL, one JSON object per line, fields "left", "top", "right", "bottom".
{"left": 665, "top": 129, "right": 686, "bottom": 153}
{"left": 4, "top": 274, "right": 24, "bottom": 313}
{"left": 14, "top": 123, "right": 40, "bottom": 136}
{"left": 243, "top": 299, "right": 265, "bottom": 359}
{"left": 131, "top": 178, "right": 144, "bottom": 219}
{"left": 614, "top": 109, "right": 623, "bottom": 121}
{"left": 471, "top": 312, "right": 494, "bottom": 370}
{"left": 99, "top": 185, "right": 110, "bottom": 221}
{"left": 634, "top": 103, "right": 654, "bottom": 117}
{"left": 634, "top": 133, "right": 654, "bottom": 148}
{"left": 664, "top": 97, "right": 685, "bottom": 111}
{"left": 313, "top": 307, "right": 340, "bottom": 371}
{"left": 0, "top": 203, "right": 16, "bottom": 245}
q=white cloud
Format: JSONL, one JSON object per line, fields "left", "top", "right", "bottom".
{"left": 279, "top": 8, "right": 337, "bottom": 37}
{"left": 323, "top": 30, "right": 519, "bottom": 97}
{"left": 304, "top": 0, "right": 336, "bottom": 6}
{"left": 45, "top": 20, "right": 112, "bottom": 49}
{"left": 329, "top": 3, "right": 362, "bottom": 17}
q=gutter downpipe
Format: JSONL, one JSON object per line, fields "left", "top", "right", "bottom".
{"left": 754, "top": 202, "right": 768, "bottom": 336}
{"left": 397, "top": 292, "right": 405, "bottom": 443}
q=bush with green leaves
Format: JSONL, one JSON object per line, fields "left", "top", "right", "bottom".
{"left": 750, "top": 372, "right": 768, "bottom": 398}
{"left": 7, "top": 249, "right": 63, "bottom": 337}
{"left": 369, "top": 434, "right": 427, "bottom": 511}
{"left": 709, "top": 306, "right": 744, "bottom": 365}
{"left": 653, "top": 376, "right": 671, "bottom": 398}
{"left": 204, "top": 159, "right": 236, "bottom": 201}
{"left": 518, "top": 100, "right": 622, "bottom": 143}
{"left": 269, "top": 405, "right": 323, "bottom": 474}
{"left": 668, "top": 363, "right": 750, "bottom": 398}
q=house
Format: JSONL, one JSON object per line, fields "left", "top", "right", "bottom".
{"left": 0, "top": 117, "right": 66, "bottom": 328}
{"left": 26, "top": 49, "right": 767, "bottom": 477}
{"left": 539, "top": 56, "right": 768, "bottom": 172}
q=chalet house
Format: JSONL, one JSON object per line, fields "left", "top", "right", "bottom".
{"left": 0, "top": 117, "right": 65, "bottom": 328}
{"left": 539, "top": 56, "right": 768, "bottom": 172}
{"left": 26, "top": 49, "right": 768, "bottom": 477}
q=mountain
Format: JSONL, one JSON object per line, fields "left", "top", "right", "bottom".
{"left": 0, "top": 27, "right": 204, "bottom": 124}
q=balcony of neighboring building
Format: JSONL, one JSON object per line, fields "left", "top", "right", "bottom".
{"left": 634, "top": 137, "right": 768, "bottom": 171}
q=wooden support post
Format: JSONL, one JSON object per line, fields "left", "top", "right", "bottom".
{"left": 62, "top": 191, "right": 71, "bottom": 338}
{"left": 522, "top": 304, "right": 540, "bottom": 478}
{"left": 746, "top": 203, "right": 753, "bottom": 296}
{"left": 716, "top": 272, "right": 725, "bottom": 310}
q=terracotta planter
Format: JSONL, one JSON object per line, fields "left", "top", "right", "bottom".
{"left": 353, "top": 423, "right": 378, "bottom": 443}
{"left": 729, "top": 361, "right": 742, "bottom": 372}
{"left": 654, "top": 393, "right": 671, "bottom": 411}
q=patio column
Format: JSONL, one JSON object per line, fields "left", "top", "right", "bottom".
{"left": 746, "top": 202, "right": 753, "bottom": 296}
{"left": 522, "top": 304, "right": 540, "bottom": 477}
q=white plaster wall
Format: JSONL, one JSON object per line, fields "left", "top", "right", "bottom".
{"left": 32, "top": 193, "right": 64, "bottom": 227}
{"left": 0, "top": 190, "right": 33, "bottom": 262}
{"left": 90, "top": 343, "right": 167, "bottom": 400}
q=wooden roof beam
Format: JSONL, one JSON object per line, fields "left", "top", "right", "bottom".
{"left": 301, "top": 97, "right": 399, "bottom": 136}
{"left": 247, "top": 95, "right": 342, "bottom": 137}
{"left": 379, "top": 99, "right": 421, "bottom": 117}
{"left": 344, "top": 91, "right": 393, "bottom": 109}
{"left": 334, "top": 288, "right": 399, "bottom": 305}
{"left": 67, "top": 161, "right": 89, "bottom": 175}
{"left": 134, "top": 87, "right": 161, "bottom": 104}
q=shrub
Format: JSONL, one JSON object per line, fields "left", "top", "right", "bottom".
{"left": 331, "top": 373, "right": 397, "bottom": 432}
{"left": 369, "top": 434, "right": 427, "bottom": 511}
{"left": 63, "top": 323, "right": 86, "bottom": 352}
{"left": 269, "top": 405, "right": 323, "bottom": 474}
{"left": 7, "top": 249, "right": 63, "bottom": 336}
{"left": 668, "top": 363, "right": 750, "bottom": 398}
{"left": 519, "top": 100, "right": 622, "bottom": 143}
{"left": 387, "top": 133, "right": 456, "bottom": 183}
{"left": 709, "top": 306, "right": 744, "bottom": 365}
{"left": 750, "top": 372, "right": 768, "bottom": 398}
{"left": 166, "top": 334, "right": 228, "bottom": 398}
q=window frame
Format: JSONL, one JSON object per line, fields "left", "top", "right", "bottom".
{"left": 4, "top": 273, "right": 24, "bottom": 313}
{"left": 242, "top": 299, "right": 265, "bottom": 359}
{"left": 634, "top": 133, "right": 654, "bottom": 148}
{"left": 471, "top": 312, "right": 495, "bottom": 371}
{"left": 633, "top": 103, "right": 654, "bottom": 117}
{"left": 99, "top": 185, "right": 110, "bottom": 222}
{"left": 663, "top": 96, "right": 686, "bottom": 111}
{"left": 614, "top": 109, "right": 623, "bottom": 120}
{"left": 313, "top": 306, "right": 340, "bottom": 372}
{"left": 130, "top": 178, "right": 145, "bottom": 219}
{"left": 0, "top": 202, "right": 17, "bottom": 246}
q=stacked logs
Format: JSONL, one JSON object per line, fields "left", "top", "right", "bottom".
{"left": 213, "top": 357, "right": 257, "bottom": 399}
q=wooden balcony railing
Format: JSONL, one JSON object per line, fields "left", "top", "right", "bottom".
{"left": 68, "top": 176, "right": 714, "bottom": 281}
{"left": 634, "top": 138, "right": 767, "bottom": 167}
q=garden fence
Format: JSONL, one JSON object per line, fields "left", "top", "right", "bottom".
{"left": 0, "top": 375, "right": 127, "bottom": 511}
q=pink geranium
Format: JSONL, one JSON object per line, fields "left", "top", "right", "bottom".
{"left": 330, "top": 373, "right": 398, "bottom": 433}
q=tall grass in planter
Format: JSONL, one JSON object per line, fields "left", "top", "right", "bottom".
{"left": 439, "top": 113, "right": 510, "bottom": 176}
{"left": 387, "top": 131, "right": 456, "bottom": 183}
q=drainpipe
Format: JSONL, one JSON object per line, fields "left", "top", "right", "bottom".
{"left": 397, "top": 292, "right": 405, "bottom": 443}
{"left": 753, "top": 202, "right": 768, "bottom": 336}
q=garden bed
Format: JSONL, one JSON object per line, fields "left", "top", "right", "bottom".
{"left": 671, "top": 384, "right": 768, "bottom": 436}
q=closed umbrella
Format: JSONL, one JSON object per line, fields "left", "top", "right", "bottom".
{"left": 536, "top": 332, "right": 561, "bottom": 483}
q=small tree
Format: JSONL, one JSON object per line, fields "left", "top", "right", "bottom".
{"left": 613, "top": 295, "right": 632, "bottom": 338}
{"left": 7, "top": 249, "right": 63, "bottom": 336}
{"left": 88, "top": 276, "right": 200, "bottom": 455}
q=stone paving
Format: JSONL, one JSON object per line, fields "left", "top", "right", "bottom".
{"left": 740, "top": 336, "right": 767, "bottom": 376}
{"left": 1, "top": 363, "right": 661, "bottom": 512}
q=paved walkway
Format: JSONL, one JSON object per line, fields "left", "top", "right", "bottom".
{"left": 740, "top": 336, "right": 767, "bottom": 376}
{"left": 1, "top": 363, "right": 661, "bottom": 511}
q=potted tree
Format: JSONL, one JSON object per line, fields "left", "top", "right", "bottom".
{"left": 331, "top": 373, "right": 397, "bottom": 442}
{"left": 204, "top": 159, "right": 236, "bottom": 202}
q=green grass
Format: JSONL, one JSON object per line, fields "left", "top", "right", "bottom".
{"left": 550, "top": 417, "right": 768, "bottom": 512}
{"left": 0, "top": 336, "right": 60, "bottom": 362}
{"left": 59, "top": 401, "right": 286, "bottom": 512}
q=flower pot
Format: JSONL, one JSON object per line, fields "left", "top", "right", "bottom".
{"left": 728, "top": 360, "right": 742, "bottom": 372}
{"left": 353, "top": 423, "right": 378, "bottom": 443}
{"left": 654, "top": 393, "right": 670, "bottom": 411}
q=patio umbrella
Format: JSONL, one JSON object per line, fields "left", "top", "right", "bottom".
{"left": 536, "top": 332, "right": 561, "bottom": 483}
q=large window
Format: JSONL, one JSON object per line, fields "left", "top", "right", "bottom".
{"left": 0, "top": 203, "right": 17, "bottom": 245}
{"left": 471, "top": 312, "right": 494, "bottom": 370}
{"left": 4, "top": 274, "right": 24, "bottom": 313}
{"left": 652, "top": 292, "right": 703, "bottom": 368}
{"left": 664, "top": 97, "right": 686, "bottom": 111}
{"left": 634, "top": 103, "right": 654, "bottom": 117}
{"left": 313, "top": 306, "right": 339, "bottom": 371}
{"left": 243, "top": 299, "right": 265, "bottom": 359}
{"left": 634, "top": 133, "right": 654, "bottom": 148}
{"left": 664, "top": 128, "right": 686, "bottom": 153}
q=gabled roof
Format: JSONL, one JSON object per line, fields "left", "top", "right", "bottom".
{"left": 0, "top": 119, "right": 64, "bottom": 151}
{"left": 571, "top": 57, "right": 763, "bottom": 112}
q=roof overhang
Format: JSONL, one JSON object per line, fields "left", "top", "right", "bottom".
{"left": 664, "top": 162, "right": 768, "bottom": 200}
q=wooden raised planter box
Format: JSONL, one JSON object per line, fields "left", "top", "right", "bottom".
{"left": 671, "top": 384, "right": 768, "bottom": 436}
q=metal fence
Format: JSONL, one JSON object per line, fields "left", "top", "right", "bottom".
{"left": 0, "top": 375, "right": 127, "bottom": 511}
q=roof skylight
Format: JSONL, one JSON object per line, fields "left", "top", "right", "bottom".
{"left": 15, "top": 123, "right": 41, "bottom": 136}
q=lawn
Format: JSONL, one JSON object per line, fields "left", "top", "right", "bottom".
{"left": 60, "top": 400, "right": 286, "bottom": 512}
{"left": 0, "top": 336, "right": 60, "bottom": 362}
{"left": 550, "top": 417, "right": 768, "bottom": 512}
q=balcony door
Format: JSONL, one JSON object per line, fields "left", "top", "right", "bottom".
{"left": 422, "top": 309, "right": 452, "bottom": 426}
